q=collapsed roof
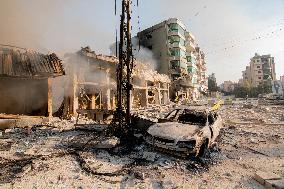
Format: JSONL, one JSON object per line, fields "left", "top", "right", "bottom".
{"left": 0, "top": 46, "right": 65, "bottom": 79}
{"left": 79, "top": 46, "right": 170, "bottom": 83}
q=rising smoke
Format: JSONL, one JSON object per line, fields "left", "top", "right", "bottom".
{"left": 109, "top": 37, "right": 158, "bottom": 71}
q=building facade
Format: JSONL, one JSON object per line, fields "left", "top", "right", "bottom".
{"left": 64, "top": 47, "right": 170, "bottom": 120}
{"left": 221, "top": 81, "right": 236, "bottom": 93}
{"left": 137, "top": 18, "right": 207, "bottom": 101}
{"left": 0, "top": 46, "right": 64, "bottom": 117}
{"left": 242, "top": 53, "right": 276, "bottom": 87}
{"left": 280, "top": 75, "right": 284, "bottom": 88}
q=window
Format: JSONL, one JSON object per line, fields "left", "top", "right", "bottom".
{"left": 168, "top": 23, "right": 185, "bottom": 37}
{"left": 168, "top": 23, "right": 179, "bottom": 32}
{"left": 170, "top": 60, "right": 180, "bottom": 69}
{"left": 187, "top": 55, "right": 196, "bottom": 63}
{"left": 146, "top": 34, "right": 152, "bottom": 39}
{"left": 188, "top": 66, "right": 197, "bottom": 74}
{"left": 258, "top": 71, "right": 261, "bottom": 73}
{"left": 258, "top": 77, "right": 262, "bottom": 79}
{"left": 257, "top": 66, "right": 261, "bottom": 68}
{"left": 170, "top": 48, "right": 186, "bottom": 58}
{"left": 170, "top": 48, "right": 179, "bottom": 56}
{"left": 168, "top": 36, "right": 185, "bottom": 46}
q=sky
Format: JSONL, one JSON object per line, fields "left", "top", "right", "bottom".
{"left": 0, "top": 0, "right": 284, "bottom": 84}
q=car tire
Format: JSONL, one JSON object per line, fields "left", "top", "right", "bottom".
{"left": 197, "top": 139, "right": 209, "bottom": 157}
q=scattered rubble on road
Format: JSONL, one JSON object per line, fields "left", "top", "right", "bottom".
{"left": 0, "top": 102, "right": 283, "bottom": 188}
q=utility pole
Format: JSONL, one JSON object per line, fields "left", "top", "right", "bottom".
{"left": 113, "top": 0, "right": 134, "bottom": 137}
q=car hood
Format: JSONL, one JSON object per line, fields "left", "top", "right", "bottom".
{"left": 147, "top": 122, "right": 201, "bottom": 140}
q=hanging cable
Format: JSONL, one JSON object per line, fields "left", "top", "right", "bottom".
{"left": 116, "top": 29, "right": 118, "bottom": 57}
{"left": 115, "top": 0, "right": 117, "bottom": 15}
{"left": 137, "top": 0, "right": 141, "bottom": 51}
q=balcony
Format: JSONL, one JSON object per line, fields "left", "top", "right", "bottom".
{"left": 186, "top": 53, "right": 196, "bottom": 64}
{"left": 169, "top": 67, "right": 182, "bottom": 75}
{"left": 185, "top": 40, "right": 196, "bottom": 52}
{"left": 168, "top": 42, "right": 186, "bottom": 52}
{"left": 169, "top": 56, "right": 187, "bottom": 63}
{"left": 168, "top": 31, "right": 185, "bottom": 40}
{"left": 177, "top": 77, "right": 194, "bottom": 88}
{"left": 168, "top": 23, "right": 186, "bottom": 40}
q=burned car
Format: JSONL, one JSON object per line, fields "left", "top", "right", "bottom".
{"left": 144, "top": 107, "right": 222, "bottom": 157}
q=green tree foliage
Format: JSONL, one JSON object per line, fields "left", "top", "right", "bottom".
{"left": 208, "top": 77, "right": 218, "bottom": 92}
{"left": 233, "top": 81, "right": 272, "bottom": 98}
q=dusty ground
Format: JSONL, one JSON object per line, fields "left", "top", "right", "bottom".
{"left": 0, "top": 102, "right": 283, "bottom": 189}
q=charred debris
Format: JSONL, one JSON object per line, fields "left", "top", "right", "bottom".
{"left": 0, "top": 1, "right": 222, "bottom": 185}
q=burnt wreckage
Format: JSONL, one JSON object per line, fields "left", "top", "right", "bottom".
{"left": 0, "top": 45, "right": 65, "bottom": 117}
{"left": 144, "top": 107, "right": 222, "bottom": 157}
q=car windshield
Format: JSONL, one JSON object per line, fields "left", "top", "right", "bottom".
{"left": 176, "top": 110, "right": 217, "bottom": 126}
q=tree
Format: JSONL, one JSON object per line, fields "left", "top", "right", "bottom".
{"left": 232, "top": 81, "right": 272, "bottom": 98}
{"left": 208, "top": 73, "right": 218, "bottom": 93}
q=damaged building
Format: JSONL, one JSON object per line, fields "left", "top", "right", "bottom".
{"left": 62, "top": 47, "right": 170, "bottom": 121}
{"left": 137, "top": 18, "right": 208, "bottom": 101}
{"left": 0, "top": 45, "right": 65, "bottom": 117}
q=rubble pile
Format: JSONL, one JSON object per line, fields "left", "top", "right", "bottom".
{"left": 0, "top": 102, "right": 283, "bottom": 188}
{"left": 221, "top": 103, "right": 284, "bottom": 124}
{"left": 132, "top": 104, "right": 176, "bottom": 121}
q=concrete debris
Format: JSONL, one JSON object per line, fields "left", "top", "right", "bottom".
{"left": 132, "top": 171, "right": 145, "bottom": 180}
{"left": 94, "top": 137, "right": 120, "bottom": 149}
{"left": 0, "top": 100, "right": 283, "bottom": 188}
{"left": 254, "top": 171, "right": 284, "bottom": 189}
{"left": 142, "top": 151, "right": 158, "bottom": 162}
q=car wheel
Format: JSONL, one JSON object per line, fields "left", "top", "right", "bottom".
{"left": 197, "top": 139, "right": 209, "bottom": 157}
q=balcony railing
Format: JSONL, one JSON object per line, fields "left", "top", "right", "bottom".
{"left": 185, "top": 40, "right": 195, "bottom": 52}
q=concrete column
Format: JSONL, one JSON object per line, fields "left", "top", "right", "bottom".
{"left": 158, "top": 83, "right": 161, "bottom": 105}
{"left": 91, "top": 95, "right": 96, "bottom": 109}
{"left": 72, "top": 74, "right": 79, "bottom": 116}
{"left": 106, "top": 69, "right": 111, "bottom": 110}
{"left": 47, "top": 78, "right": 53, "bottom": 117}
{"left": 145, "top": 81, "right": 148, "bottom": 107}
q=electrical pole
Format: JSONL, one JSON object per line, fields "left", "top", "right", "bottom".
{"left": 113, "top": 0, "right": 134, "bottom": 137}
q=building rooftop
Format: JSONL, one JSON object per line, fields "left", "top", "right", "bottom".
{"left": 0, "top": 46, "right": 65, "bottom": 79}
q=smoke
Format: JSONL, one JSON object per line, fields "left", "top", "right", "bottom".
{"left": 132, "top": 37, "right": 158, "bottom": 70}
{"left": 51, "top": 49, "right": 118, "bottom": 113}
{"left": 0, "top": 0, "right": 115, "bottom": 54}
{"left": 109, "top": 37, "right": 158, "bottom": 71}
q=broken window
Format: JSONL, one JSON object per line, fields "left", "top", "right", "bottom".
{"left": 178, "top": 111, "right": 216, "bottom": 126}
{"left": 170, "top": 60, "right": 180, "bottom": 69}
{"left": 146, "top": 34, "right": 152, "bottom": 39}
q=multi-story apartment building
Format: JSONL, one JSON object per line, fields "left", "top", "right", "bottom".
{"left": 242, "top": 66, "right": 251, "bottom": 86}
{"left": 137, "top": 18, "right": 207, "bottom": 100}
{"left": 221, "top": 81, "right": 236, "bottom": 93}
{"left": 280, "top": 75, "right": 284, "bottom": 88}
{"left": 242, "top": 53, "right": 276, "bottom": 87}
{"left": 195, "top": 47, "right": 208, "bottom": 96}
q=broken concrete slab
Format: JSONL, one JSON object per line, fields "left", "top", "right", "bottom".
{"left": 265, "top": 179, "right": 284, "bottom": 189}
{"left": 94, "top": 137, "right": 120, "bottom": 149}
{"left": 0, "top": 117, "right": 50, "bottom": 130}
{"left": 142, "top": 151, "right": 158, "bottom": 162}
{"left": 254, "top": 171, "right": 281, "bottom": 185}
